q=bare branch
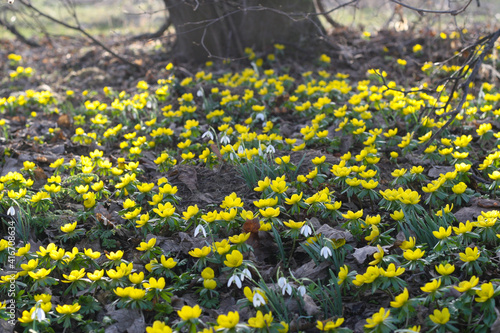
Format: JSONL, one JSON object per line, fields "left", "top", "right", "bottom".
{"left": 0, "top": 16, "right": 40, "bottom": 47}
{"left": 416, "top": 28, "right": 500, "bottom": 153}
{"left": 314, "top": 0, "right": 342, "bottom": 28}
{"left": 16, "top": 0, "right": 142, "bottom": 70}
{"left": 130, "top": 17, "right": 171, "bottom": 41}
{"left": 389, "top": 0, "right": 475, "bottom": 16}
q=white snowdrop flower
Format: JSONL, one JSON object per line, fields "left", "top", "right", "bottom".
{"left": 7, "top": 206, "right": 15, "bottom": 216}
{"left": 297, "top": 285, "right": 307, "bottom": 297}
{"left": 283, "top": 283, "right": 292, "bottom": 296}
{"left": 227, "top": 274, "right": 242, "bottom": 289}
{"left": 255, "top": 113, "right": 265, "bottom": 122}
{"left": 194, "top": 224, "right": 206, "bottom": 238}
{"left": 242, "top": 268, "right": 252, "bottom": 280}
{"left": 277, "top": 277, "right": 287, "bottom": 288}
{"left": 300, "top": 224, "right": 312, "bottom": 237}
{"left": 277, "top": 277, "right": 292, "bottom": 295}
{"left": 320, "top": 246, "right": 332, "bottom": 259}
{"left": 197, "top": 88, "right": 204, "bottom": 97}
{"left": 201, "top": 131, "right": 214, "bottom": 140}
{"left": 32, "top": 307, "right": 46, "bottom": 321}
{"left": 221, "top": 135, "right": 230, "bottom": 145}
{"left": 253, "top": 292, "right": 266, "bottom": 307}
{"left": 238, "top": 145, "right": 245, "bottom": 154}
{"left": 265, "top": 145, "right": 275, "bottom": 154}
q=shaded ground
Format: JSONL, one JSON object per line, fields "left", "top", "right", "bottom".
{"left": 2, "top": 24, "right": 500, "bottom": 332}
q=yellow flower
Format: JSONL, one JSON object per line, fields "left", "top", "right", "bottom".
{"left": 136, "top": 238, "right": 156, "bottom": 251}
{"left": 454, "top": 276, "right": 479, "bottom": 292}
{"left": 83, "top": 192, "right": 96, "bottom": 208}
{"left": 369, "top": 245, "right": 384, "bottom": 265}
{"left": 129, "top": 288, "right": 146, "bottom": 300}
{"left": 361, "top": 179, "right": 379, "bottom": 189}
{"left": 61, "top": 221, "right": 77, "bottom": 233}
{"left": 18, "top": 308, "right": 35, "bottom": 323}
{"left": 87, "top": 269, "right": 104, "bottom": 281}
{"left": 62, "top": 268, "right": 86, "bottom": 283}
{"left": 453, "top": 221, "right": 473, "bottom": 235}
{"left": 342, "top": 209, "right": 363, "bottom": 220}
{"left": 259, "top": 207, "right": 280, "bottom": 218}
{"left": 365, "top": 225, "right": 379, "bottom": 242}
{"left": 201, "top": 267, "right": 215, "bottom": 279}
{"left": 283, "top": 220, "right": 305, "bottom": 230}
{"left": 248, "top": 311, "right": 273, "bottom": 328}
{"left": 146, "top": 321, "right": 173, "bottom": 333}
{"left": 129, "top": 272, "right": 145, "bottom": 284}
{"left": 285, "top": 192, "right": 303, "bottom": 205}
{"left": 421, "top": 279, "right": 441, "bottom": 293}
{"left": 217, "top": 311, "right": 240, "bottom": 329}
{"left": 137, "top": 182, "right": 155, "bottom": 193}
{"left": 254, "top": 177, "right": 271, "bottom": 191}
{"left": 429, "top": 307, "right": 450, "bottom": 325}
{"left": 56, "top": 303, "right": 81, "bottom": 314}
{"left": 475, "top": 282, "right": 495, "bottom": 302}
{"left": 161, "top": 255, "right": 178, "bottom": 269}
{"left": 390, "top": 288, "right": 409, "bottom": 308}
{"left": 390, "top": 210, "right": 405, "bottom": 221}
{"left": 435, "top": 263, "right": 455, "bottom": 276}
{"left": 106, "top": 250, "right": 124, "bottom": 261}
{"left": 337, "top": 265, "right": 349, "bottom": 285}
{"left": 203, "top": 279, "right": 217, "bottom": 289}
{"left": 84, "top": 248, "right": 101, "bottom": 259}
{"left": 435, "top": 204, "right": 453, "bottom": 217}
{"left": 380, "top": 263, "right": 405, "bottom": 277}
{"left": 153, "top": 202, "right": 176, "bottom": 217}
{"left": 189, "top": 246, "right": 211, "bottom": 258}
{"left": 15, "top": 243, "right": 30, "bottom": 256}
{"left": 365, "top": 308, "right": 390, "bottom": 328}
{"left": 50, "top": 158, "right": 64, "bottom": 168}
{"left": 398, "top": 189, "right": 420, "bottom": 205}
{"left": 214, "top": 239, "right": 231, "bottom": 255}
{"left": 44, "top": 183, "right": 61, "bottom": 193}
{"left": 143, "top": 277, "right": 165, "bottom": 290}
{"left": 270, "top": 175, "right": 288, "bottom": 193}
{"left": 403, "top": 248, "right": 425, "bottom": 261}
{"left": 459, "top": 247, "right": 480, "bottom": 262}
{"left": 224, "top": 250, "right": 243, "bottom": 268}
{"left": 432, "top": 226, "right": 452, "bottom": 240}
{"left": 229, "top": 233, "right": 251, "bottom": 244}
{"left": 178, "top": 305, "right": 202, "bottom": 321}
{"left": 28, "top": 268, "right": 52, "bottom": 280}
{"left": 183, "top": 205, "right": 199, "bottom": 220}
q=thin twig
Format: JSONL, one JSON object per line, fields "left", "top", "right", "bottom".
{"left": 0, "top": 16, "right": 40, "bottom": 47}
{"left": 17, "top": 0, "right": 142, "bottom": 70}
{"left": 416, "top": 28, "right": 500, "bottom": 154}
{"left": 314, "top": 0, "right": 342, "bottom": 29}
{"left": 389, "top": 0, "right": 475, "bottom": 16}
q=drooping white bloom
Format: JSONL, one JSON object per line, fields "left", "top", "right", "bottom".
{"left": 320, "top": 246, "right": 332, "bottom": 259}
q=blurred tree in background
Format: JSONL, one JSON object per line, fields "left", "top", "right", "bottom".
{"left": 162, "top": 0, "right": 325, "bottom": 61}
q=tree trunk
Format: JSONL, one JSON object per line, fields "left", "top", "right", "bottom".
{"left": 164, "top": 0, "right": 324, "bottom": 62}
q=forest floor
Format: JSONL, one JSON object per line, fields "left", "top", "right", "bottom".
{"left": 1, "top": 25, "right": 500, "bottom": 333}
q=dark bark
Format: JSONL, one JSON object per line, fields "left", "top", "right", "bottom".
{"left": 164, "top": 0, "right": 324, "bottom": 62}
{"left": 0, "top": 16, "right": 40, "bottom": 47}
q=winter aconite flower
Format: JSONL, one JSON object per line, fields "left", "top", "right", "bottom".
{"left": 475, "top": 282, "right": 495, "bottom": 302}
{"left": 429, "top": 307, "right": 450, "bottom": 325}
{"left": 217, "top": 311, "right": 239, "bottom": 329}
{"left": 224, "top": 250, "right": 243, "bottom": 268}
{"left": 177, "top": 305, "right": 202, "bottom": 320}
{"left": 459, "top": 247, "right": 480, "bottom": 262}
{"left": 317, "top": 318, "right": 344, "bottom": 330}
